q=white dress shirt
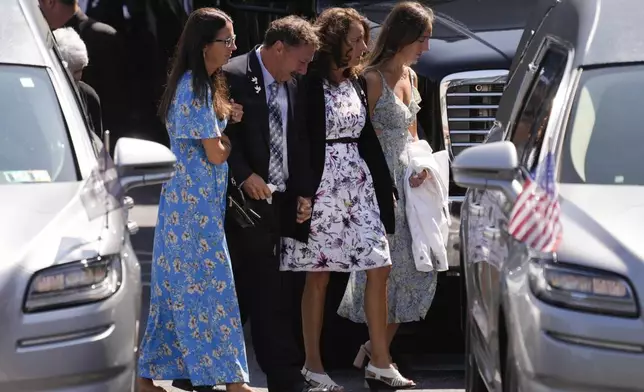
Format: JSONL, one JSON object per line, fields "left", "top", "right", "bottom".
{"left": 256, "top": 46, "right": 289, "bottom": 181}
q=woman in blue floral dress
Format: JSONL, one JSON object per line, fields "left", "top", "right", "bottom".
{"left": 137, "top": 8, "right": 253, "bottom": 392}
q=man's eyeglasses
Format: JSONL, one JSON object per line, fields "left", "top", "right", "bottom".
{"left": 213, "top": 35, "right": 236, "bottom": 48}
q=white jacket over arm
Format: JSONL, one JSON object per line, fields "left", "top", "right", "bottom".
{"left": 404, "top": 140, "right": 450, "bottom": 272}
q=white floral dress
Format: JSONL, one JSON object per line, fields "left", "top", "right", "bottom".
{"left": 280, "top": 79, "right": 391, "bottom": 272}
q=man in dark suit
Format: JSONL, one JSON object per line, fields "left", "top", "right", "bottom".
{"left": 39, "top": 0, "right": 127, "bottom": 149}
{"left": 222, "top": 16, "right": 324, "bottom": 392}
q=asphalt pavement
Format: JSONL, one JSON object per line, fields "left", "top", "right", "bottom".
{"left": 127, "top": 185, "right": 465, "bottom": 392}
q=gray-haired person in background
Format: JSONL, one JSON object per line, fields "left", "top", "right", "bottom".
{"left": 53, "top": 26, "right": 103, "bottom": 136}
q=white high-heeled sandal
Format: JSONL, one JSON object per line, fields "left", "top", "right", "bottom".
{"left": 364, "top": 363, "right": 415, "bottom": 390}
{"left": 301, "top": 367, "right": 344, "bottom": 391}
{"left": 353, "top": 342, "right": 399, "bottom": 370}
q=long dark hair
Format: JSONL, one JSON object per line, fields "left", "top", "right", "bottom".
{"left": 158, "top": 8, "right": 232, "bottom": 121}
{"left": 365, "top": 1, "right": 433, "bottom": 68}
{"left": 309, "top": 7, "right": 369, "bottom": 81}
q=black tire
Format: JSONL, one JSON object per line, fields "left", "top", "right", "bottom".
{"left": 465, "top": 312, "right": 487, "bottom": 392}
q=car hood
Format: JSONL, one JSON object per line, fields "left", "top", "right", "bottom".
{"left": 558, "top": 184, "right": 644, "bottom": 275}
{"left": 0, "top": 182, "right": 112, "bottom": 278}
{"left": 337, "top": 0, "right": 528, "bottom": 81}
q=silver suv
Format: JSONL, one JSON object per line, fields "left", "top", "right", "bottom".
{"left": 455, "top": 0, "right": 644, "bottom": 390}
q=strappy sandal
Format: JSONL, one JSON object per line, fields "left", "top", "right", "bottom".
{"left": 364, "top": 363, "right": 416, "bottom": 390}
{"left": 301, "top": 366, "right": 344, "bottom": 391}
{"left": 353, "top": 342, "right": 399, "bottom": 370}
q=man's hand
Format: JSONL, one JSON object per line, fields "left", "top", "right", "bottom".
{"left": 241, "top": 173, "right": 272, "bottom": 200}
{"left": 296, "top": 197, "right": 312, "bottom": 223}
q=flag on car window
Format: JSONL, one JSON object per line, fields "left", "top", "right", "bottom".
{"left": 79, "top": 142, "right": 124, "bottom": 221}
{"left": 507, "top": 139, "right": 562, "bottom": 252}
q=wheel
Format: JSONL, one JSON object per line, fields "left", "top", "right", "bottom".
{"left": 465, "top": 311, "right": 487, "bottom": 392}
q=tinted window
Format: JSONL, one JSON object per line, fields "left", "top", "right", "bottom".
{"left": 0, "top": 65, "right": 78, "bottom": 184}
{"left": 509, "top": 47, "right": 567, "bottom": 172}
{"left": 559, "top": 65, "right": 644, "bottom": 186}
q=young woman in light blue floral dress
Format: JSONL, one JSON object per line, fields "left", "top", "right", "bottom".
{"left": 337, "top": 1, "right": 437, "bottom": 370}
{"left": 137, "top": 9, "right": 253, "bottom": 392}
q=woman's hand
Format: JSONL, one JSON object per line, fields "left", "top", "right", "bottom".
{"left": 296, "top": 197, "right": 312, "bottom": 223}
{"left": 409, "top": 169, "right": 431, "bottom": 188}
{"left": 229, "top": 99, "right": 244, "bottom": 123}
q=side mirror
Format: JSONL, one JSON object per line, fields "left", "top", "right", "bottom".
{"left": 452, "top": 141, "right": 522, "bottom": 201}
{"left": 114, "top": 137, "right": 176, "bottom": 193}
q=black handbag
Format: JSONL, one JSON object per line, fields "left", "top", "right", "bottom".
{"left": 227, "top": 177, "right": 261, "bottom": 228}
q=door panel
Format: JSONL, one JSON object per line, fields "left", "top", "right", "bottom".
{"left": 465, "top": 189, "right": 492, "bottom": 341}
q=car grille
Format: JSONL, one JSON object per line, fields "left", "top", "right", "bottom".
{"left": 440, "top": 70, "right": 509, "bottom": 159}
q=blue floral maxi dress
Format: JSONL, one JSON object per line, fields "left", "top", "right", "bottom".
{"left": 138, "top": 72, "right": 249, "bottom": 385}
{"left": 338, "top": 69, "right": 438, "bottom": 323}
{"left": 280, "top": 79, "right": 391, "bottom": 272}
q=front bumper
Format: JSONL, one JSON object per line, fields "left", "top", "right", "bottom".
{"left": 0, "top": 252, "right": 141, "bottom": 392}
{"left": 509, "top": 273, "right": 644, "bottom": 391}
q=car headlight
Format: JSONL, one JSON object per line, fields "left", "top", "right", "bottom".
{"left": 24, "top": 255, "right": 122, "bottom": 313}
{"left": 529, "top": 259, "right": 638, "bottom": 318}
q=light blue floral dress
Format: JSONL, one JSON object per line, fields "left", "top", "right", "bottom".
{"left": 338, "top": 69, "right": 438, "bottom": 323}
{"left": 138, "top": 72, "right": 249, "bottom": 385}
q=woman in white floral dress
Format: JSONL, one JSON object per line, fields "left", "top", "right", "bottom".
{"left": 337, "top": 1, "right": 437, "bottom": 370}
{"left": 280, "top": 7, "right": 415, "bottom": 391}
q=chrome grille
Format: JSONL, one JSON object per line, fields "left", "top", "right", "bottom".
{"left": 440, "top": 70, "right": 509, "bottom": 158}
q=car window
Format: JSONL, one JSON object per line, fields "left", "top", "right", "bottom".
{"left": 0, "top": 65, "right": 78, "bottom": 184}
{"left": 509, "top": 46, "right": 567, "bottom": 173}
{"left": 48, "top": 44, "right": 100, "bottom": 157}
{"left": 559, "top": 65, "right": 644, "bottom": 186}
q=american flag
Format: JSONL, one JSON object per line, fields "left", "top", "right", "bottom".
{"left": 79, "top": 143, "right": 124, "bottom": 220}
{"left": 508, "top": 143, "right": 562, "bottom": 253}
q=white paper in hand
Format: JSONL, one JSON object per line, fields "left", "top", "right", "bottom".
{"left": 266, "top": 184, "right": 277, "bottom": 204}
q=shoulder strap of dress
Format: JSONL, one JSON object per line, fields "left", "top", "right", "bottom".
{"left": 375, "top": 69, "right": 391, "bottom": 92}
{"left": 408, "top": 67, "right": 416, "bottom": 86}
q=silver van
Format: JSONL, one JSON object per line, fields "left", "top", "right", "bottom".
{"left": 0, "top": 0, "right": 175, "bottom": 390}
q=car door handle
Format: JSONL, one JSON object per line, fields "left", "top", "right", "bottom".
{"left": 123, "top": 196, "right": 134, "bottom": 210}
{"left": 483, "top": 226, "right": 501, "bottom": 240}
{"left": 127, "top": 220, "right": 139, "bottom": 235}
{"left": 468, "top": 203, "right": 484, "bottom": 216}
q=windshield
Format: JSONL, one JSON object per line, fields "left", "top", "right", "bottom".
{"left": 0, "top": 65, "right": 77, "bottom": 185}
{"left": 559, "top": 65, "right": 644, "bottom": 186}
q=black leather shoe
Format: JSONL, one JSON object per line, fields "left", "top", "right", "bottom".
{"left": 279, "top": 381, "right": 328, "bottom": 392}
{"left": 301, "top": 387, "right": 329, "bottom": 392}
{"left": 171, "top": 380, "right": 193, "bottom": 391}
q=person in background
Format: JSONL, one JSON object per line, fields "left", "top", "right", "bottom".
{"left": 281, "top": 7, "right": 415, "bottom": 391}
{"left": 222, "top": 16, "right": 326, "bottom": 392}
{"left": 53, "top": 26, "right": 103, "bottom": 136}
{"left": 136, "top": 8, "right": 252, "bottom": 392}
{"left": 39, "top": 0, "right": 127, "bottom": 149}
{"left": 337, "top": 0, "right": 436, "bottom": 374}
